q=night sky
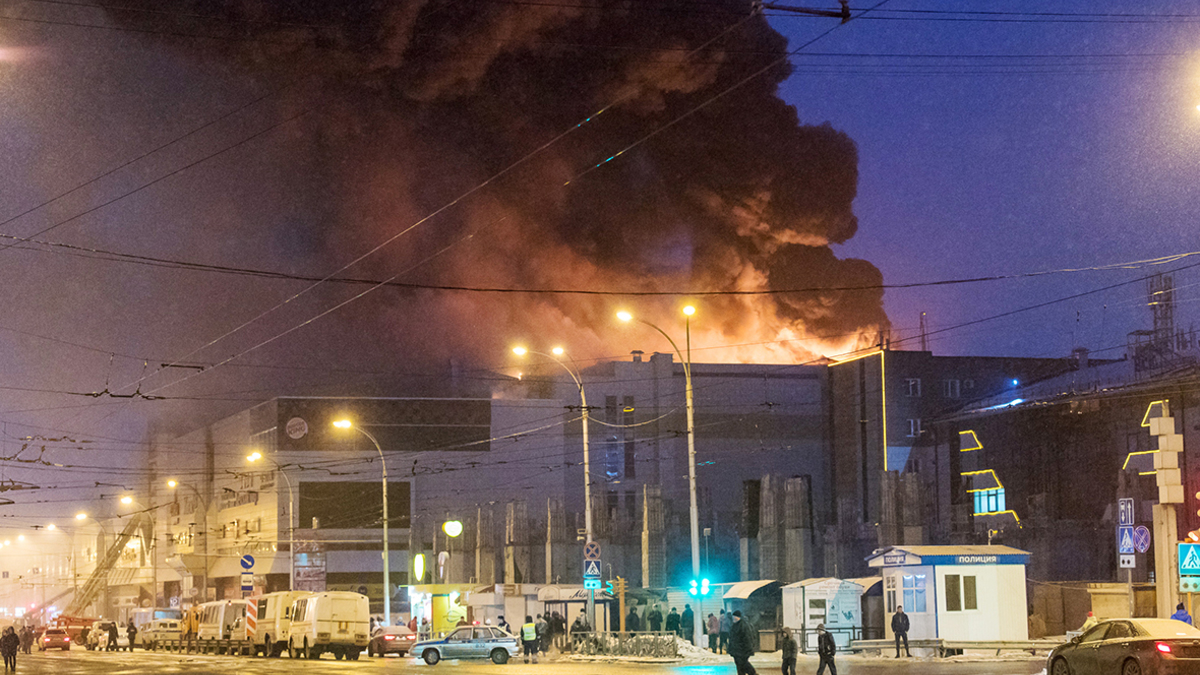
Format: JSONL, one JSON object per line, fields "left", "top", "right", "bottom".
{"left": 0, "top": 0, "right": 1197, "bottom": 523}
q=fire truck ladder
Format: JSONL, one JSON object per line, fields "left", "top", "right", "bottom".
{"left": 65, "top": 512, "right": 153, "bottom": 616}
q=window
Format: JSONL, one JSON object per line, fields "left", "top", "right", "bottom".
{"left": 885, "top": 576, "right": 897, "bottom": 613}
{"left": 905, "top": 378, "right": 921, "bottom": 397}
{"left": 624, "top": 440, "right": 636, "bottom": 479}
{"left": 808, "top": 599, "right": 826, "bottom": 624}
{"left": 973, "top": 488, "right": 1006, "bottom": 515}
{"left": 902, "top": 574, "right": 927, "bottom": 612}
{"left": 1079, "top": 624, "right": 1109, "bottom": 643}
{"left": 907, "top": 419, "right": 923, "bottom": 438}
{"left": 944, "top": 379, "right": 961, "bottom": 398}
{"left": 945, "top": 574, "right": 961, "bottom": 612}
{"left": 945, "top": 574, "right": 977, "bottom": 611}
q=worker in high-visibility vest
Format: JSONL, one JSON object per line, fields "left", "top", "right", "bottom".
{"left": 521, "top": 615, "right": 539, "bottom": 664}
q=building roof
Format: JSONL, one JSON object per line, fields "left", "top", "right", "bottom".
{"left": 781, "top": 577, "right": 864, "bottom": 590}
{"left": 723, "top": 579, "right": 779, "bottom": 600}
{"left": 865, "top": 545, "right": 1031, "bottom": 567}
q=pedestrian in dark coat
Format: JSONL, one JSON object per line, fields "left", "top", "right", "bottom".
{"left": 0, "top": 627, "right": 18, "bottom": 671}
{"left": 681, "top": 604, "right": 695, "bottom": 644}
{"left": 727, "top": 611, "right": 757, "bottom": 675}
{"left": 626, "top": 608, "right": 640, "bottom": 632}
{"left": 891, "top": 606, "right": 911, "bottom": 657}
{"left": 665, "top": 608, "right": 680, "bottom": 635}
{"left": 106, "top": 623, "right": 118, "bottom": 652}
{"left": 647, "top": 605, "right": 663, "bottom": 632}
{"left": 126, "top": 623, "right": 138, "bottom": 651}
{"left": 779, "top": 629, "right": 797, "bottom": 675}
{"left": 720, "top": 609, "right": 732, "bottom": 653}
{"left": 816, "top": 623, "right": 837, "bottom": 675}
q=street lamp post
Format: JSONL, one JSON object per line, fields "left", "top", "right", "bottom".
{"left": 333, "top": 420, "right": 390, "bottom": 626}
{"left": 618, "top": 306, "right": 702, "bottom": 646}
{"left": 246, "top": 452, "right": 295, "bottom": 590}
{"left": 119, "top": 496, "right": 158, "bottom": 609}
{"left": 166, "top": 479, "right": 210, "bottom": 603}
{"left": 512, "top": 345, "right": 595, "bottom": 627}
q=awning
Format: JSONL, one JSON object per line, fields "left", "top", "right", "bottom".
{"left": 723, "top": 579, "right": 777, "bottom": 600}
{"left": 537, "top": 585, "right": 613, "bottom": 602}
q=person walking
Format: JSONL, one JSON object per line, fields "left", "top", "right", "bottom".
{"left": 665, "top": 607, "right": 680, "bottom": 636}
{"left": 647, "top": 605, "right": 663, "bottom": 632}
{"left": 17, "top": 627, "right": 29, "bottom": 656}
{"left": 521, "top": 616, "right": 539, "bottom": 664}
{"left": 1171, "top": 602, "right": 1193, "bottom": 625}
{"left": 106, "top": 622, "right": 119, "bottom": 652}
{"left": 681, "top": 604, "right": 695, "bottom": 644}
{"left": 707, "top": 613, "right": 720, "bottom": 653}
{"left": 728, "top": 610, "right": 757, "bottom": 675}
{"left": 891, "top": 606, "right": 911, "bottom": 658}
{"left": 720, "top": 609, "right": 732, "bottom": 654}
{"left": 0, "top": 627, "right": 17, "bottom": 672}
{"left": 816, "top": 623, "right": 837, "bottom": 675}
{"left": 126, "top": 622, "right": 138, "bottom": 651}
{"left": 535, "top": 614, "right": 549, "bottom": 654}
{"left": 779, "top": 628, "right": 797, "bottom": 675}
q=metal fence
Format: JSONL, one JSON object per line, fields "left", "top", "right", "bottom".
{"left": 778, "top": 626, "right": 883, "bottom": 654}
{"left": 571, "top": 631, "right": 680, "bottom": 658}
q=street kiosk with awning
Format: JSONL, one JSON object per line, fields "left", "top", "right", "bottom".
{"left": 781, "top": 578, "right": 864, "bottom": 650}
{"left": 866, "top": 545, "right": 1030, "bottom": 644}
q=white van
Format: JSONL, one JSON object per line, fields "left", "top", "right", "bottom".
{"left": 251, "top": 591, "right": 311, "bottom": 657}
{"left": 196, "top": 599, "right": 250, "bottom": 645}
{"left": 287, "top": 591, "right": 369, "bottom": 660}
{"left": 141, "top": 619, "right": 181, "bottom": 650}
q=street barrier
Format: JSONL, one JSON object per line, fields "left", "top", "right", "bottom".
{"left": 571, "top": 631, "right": 680, "bottom": 658}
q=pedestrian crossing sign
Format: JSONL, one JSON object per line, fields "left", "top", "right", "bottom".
{"left": 583, "top": 560, "right": 601, "bottom": 579}
{"left": 1118, "top": 526, "right": 1135, "bottom": 554}
{"left": 1180, "top": 543, "right": 1200, "bottom": 573}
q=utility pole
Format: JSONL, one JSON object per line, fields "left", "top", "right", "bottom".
{"left": 760, "top": 1, "right": 851, "bottom": 23}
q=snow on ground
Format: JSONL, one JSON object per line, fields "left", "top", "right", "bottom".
{"left": 574, "top": 641, "right": 1048, "bottom": 666}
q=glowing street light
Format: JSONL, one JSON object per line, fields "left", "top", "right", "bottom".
{"left": 246, "top": 449, "right": 295, "bottom": 590}
{"left": 331, "top": 419, "right": 392, "bottom": 626}
{"left": 442, "top": 521, "right": 463, "bottom": 538}
{"left": 166, "top": 480, "right": 177, "bottom": 489}
{"left": 120, "top": 496, "right": 133, "bottom": 505}
{"left": 512, "top": 342, "right": 597, "bottom": 626}
{"left": 617, "top": 305, "right": 702, "bottom": 646}
{"left": 46, "top": 524, "right": 55, "bottom": 531}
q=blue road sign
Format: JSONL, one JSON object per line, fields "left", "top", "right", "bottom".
{"left": 583, "top": 560, "right": 601, "bottom": 579}
{"left": 1117, "top": 526, "right": 1135, "bottom": 554}
{"left": 1180, "top": 543, "right": 1200, "bottom": 575}
{"left": 1118, "top": 498, "right": 1134, "bottom": 526}
{"left": 1132, "top": 526, "right": 1151, "bottom": 554}
{"left": 241, "top": 554, "right": 255, "bottom": 570}
{"left": 584, "top": 579, "right": 601, "bottom": 590}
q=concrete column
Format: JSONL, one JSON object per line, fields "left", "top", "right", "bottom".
{"left": 784, "top": 477, "right": 812, "bottom": 582}
{"left": 642, "top": 485, "right": 665, "bottom": 588}
{"left": 1154, "top": 504, "right": 1180, "bottom": 618}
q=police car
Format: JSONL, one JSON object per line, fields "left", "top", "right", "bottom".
{"left": 411, "top": 625, "right": 519, "bottom": 665}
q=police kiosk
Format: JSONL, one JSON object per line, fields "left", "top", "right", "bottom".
{"left": 866, "top": 545, "right": 1030, "bottom": 645}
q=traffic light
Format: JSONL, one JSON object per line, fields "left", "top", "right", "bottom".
{"left": 689, "top": 578, "right": 710, "bottom": 596}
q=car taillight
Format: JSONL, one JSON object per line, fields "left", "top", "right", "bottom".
{"left": 384, "top": 635, "right": 395, "bottom": 641}
{"left": 1156, "top": 642, "right": 1172, "bottom": 654}
{"left": 64, "top": 638, "right": 69, "bottom": 642}
{"left": 43, "top": 639, "right": 49, "bottom": 642}
{"left": 406, "top": 635, "right": 416, "bottom": 640}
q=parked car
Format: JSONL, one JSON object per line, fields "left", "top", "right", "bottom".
{"left": 141, "top": 619, "right": 181, "bottom": 650}
{"left": 1048, "top": 618, "right": 1200, "bottom": 675}
{"left": 367, "top": 625, "right": 417, "bottom": 657}
{"left": 411, "top": 625, "right": 519, "bottom": 665}
{"left": 37, "top": 628, "right": 70, "bottom": 651}
{"left": 251, "top": 590, "right": 311, "bottom": 657}
{"left": 287, "top": 591, "right": 369, "bottom": 660}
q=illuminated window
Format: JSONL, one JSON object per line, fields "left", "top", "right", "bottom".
{"left": 944, "top": 380, "right": 961, "bottom": 398}
{"left": 973, "top": 488, "right": 1006, "bottom": 514}
{"left": 885, "top": 576, "right": 897, "bottom": 612}
{"left": 902, "top": 574, "right": 927, "bottom": 612}
{"left": 905, "top": 378, "right": 921, "bottom": 397}
{"left": 907, "top": 419, "right": 923, "bottom": 438}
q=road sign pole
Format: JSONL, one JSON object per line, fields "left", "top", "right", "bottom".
{"left": 1128, "top": 568, "right": 1134, "bottom": 617}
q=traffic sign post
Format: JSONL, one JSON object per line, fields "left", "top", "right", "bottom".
{"left": 1118, "top": 498, "right": 1134, "bottom": 526}
{"left": 1132, "top": 526, "right": 1151, "bottom": 553}
{"left": 1180, "top": 543, "right": 1200, "bottom": 593}
{"left": 241, "top": 555, "right": 255, "bottom": 597}
{"left": 583, "top": 541, "right": 601, "bottom": 634}
{"left": 1117, "top": 526, "right": 1135, "bottom": 554}
{"left": 1117, "top": 501, "right": 1135, "bottom": 617}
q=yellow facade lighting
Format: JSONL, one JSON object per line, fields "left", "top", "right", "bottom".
{"left": 963, "top": 469, "right": 1004, "bottom": 492}
{"left": 1122, "top": 449, "right": 1160, "bottom": 471}
{"left": 958, "top": 430, "right": 982, "bottom": 452}
{"left": 1141, "top": 400, "right": 1169, "bottom": 427}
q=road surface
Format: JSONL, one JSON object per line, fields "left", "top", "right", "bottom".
{"left": 7, "top": 648, "right": 1048, "bottom": 674}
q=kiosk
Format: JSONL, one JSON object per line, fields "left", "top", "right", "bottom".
{"left": 781, "top": 578, "right": 864, "bottom": 650}
{"left": 867, "top": 545, "right": 1030, "bottom": 645}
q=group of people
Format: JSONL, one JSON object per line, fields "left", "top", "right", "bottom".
{"left": 0, "top": 624, "right": 45, "bottom": 671}
{"left": 518, "top": 614, "right": 562, "bottom": 663}
{"left": 703, "top": 609, "right": 734, "bottom": 653}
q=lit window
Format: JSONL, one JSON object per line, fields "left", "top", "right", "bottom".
{"left": 902, "top": 574, "right": 927, "bottom": 612}
{"left": 973, "top": 488, "right": 1006, "bottom": 515}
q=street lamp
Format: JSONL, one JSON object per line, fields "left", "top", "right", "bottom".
{"left": 332, "top": 419, "right": 391, "bottom": 626}
{"left": 247, "top": 451, "right": 295, "bottom": 590}
{"left": 166, "top": 478, "right": 210, "bottom": 603}
{"left": 618, "top": 306, "right": 702, "bottom": 646}
{"left": 512, "top": 344, "right": 597, "bottom": 627}
{"left": 119, "top": 495, "right": 158, "bottom": 607}
{"left": 442, "top": 521, "right": 462, "bottom": 584}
